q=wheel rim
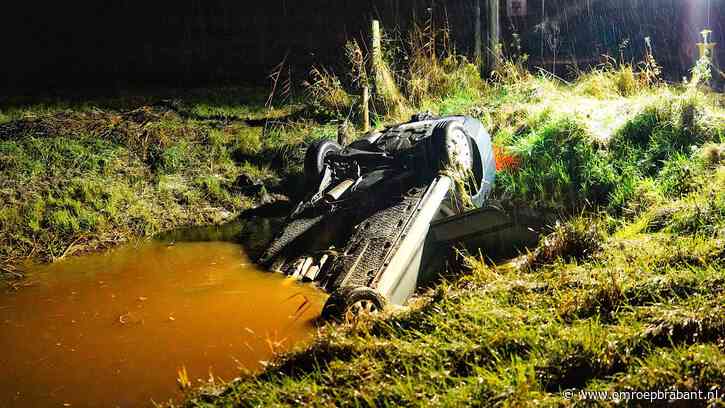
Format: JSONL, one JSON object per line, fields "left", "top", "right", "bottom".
{"left": 446, "top": 128, "right": 473, "bottom": 171}
{"left": 344, "top": 299, "right": 379, "bottom": 322}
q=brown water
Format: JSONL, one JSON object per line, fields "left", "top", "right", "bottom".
{"left": 0, "top": 241, "right": 327, "bottom": 407}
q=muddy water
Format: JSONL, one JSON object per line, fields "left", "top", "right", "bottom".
{"left": 0, "top": 241, "right": 327, "bottom": 407}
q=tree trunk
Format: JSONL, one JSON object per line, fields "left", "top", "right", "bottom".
{"left": 487, "top": 0, "right": 500, "bottom": 72}
{"left": 474, "top": 0, "right": 482, "bottom": 69}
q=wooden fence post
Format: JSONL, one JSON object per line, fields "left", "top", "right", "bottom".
{"left": 372, "top": 19, "right": 382, "bottom": 83}
{"left": 361, "top": 85, "right": 370, "bottom": 132}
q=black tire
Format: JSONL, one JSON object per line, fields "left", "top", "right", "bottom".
{"left": 304, "top": 140, "right": 342, "bottom": 189}
{"left": 321, "top": 286, "right": 386, "bottom": 322}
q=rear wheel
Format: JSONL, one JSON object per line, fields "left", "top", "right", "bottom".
{"left": 322, "top": 286, "right": 386, "bottom": 322}
{"left": 304, "top": 140, "right": 341, "bottom": 189}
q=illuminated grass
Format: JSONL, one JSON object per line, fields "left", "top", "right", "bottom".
{"left": 184, "top": 75, "right": 725, "bottom": 407}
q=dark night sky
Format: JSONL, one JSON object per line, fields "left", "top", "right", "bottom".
{"left": 2, "top": 0, "right": 722, "bottom": 96}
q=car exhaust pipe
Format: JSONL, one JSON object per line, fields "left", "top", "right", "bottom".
{"left": 324, "top": 179, "right": 355, "bottom": 202}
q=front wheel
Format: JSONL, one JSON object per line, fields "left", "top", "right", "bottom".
{"left": 321, "top": 286, "right": 386, "bottom": 322}
{"left": 304, "top": 139, "right": 341, "bottom": 189}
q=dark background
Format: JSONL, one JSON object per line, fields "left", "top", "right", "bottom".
{"left": 1, "top": 0, "right": 722, "bottom": 96}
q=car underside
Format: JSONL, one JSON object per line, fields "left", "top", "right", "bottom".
{"left": 257, "top": 114, "right": 496, "bottom": 320}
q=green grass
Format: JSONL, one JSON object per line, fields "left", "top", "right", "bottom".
{"left": 2, "top": 47, "right": 724, "bottom": 407}
{"left": 179, "top": 70, "right": 724, "bottom": 407}
{"left": 493, "top": 116, "right": 617, "bottom": 211}
{"left": 0, "top": 88, "right": 335, "bottom": 272}
{"left": 186, "top": 171, "right": 724, "bottom": 407}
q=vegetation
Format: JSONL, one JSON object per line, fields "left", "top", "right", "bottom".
{"left": 1, "top": 18, "right": 723, "bottom": 408}
{"left": 0, "top": 87, "right": 338, "bottom": 277}
{"left": 182, "top": 38, "right": 724, "bottom": 406}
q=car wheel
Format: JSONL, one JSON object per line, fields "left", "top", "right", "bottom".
{"left": 438, "top": 121, "right": 474, "bottom": 173}
{"left": 321, "top": 286, "right": 386, "bottom": 322}
{"left": 304, "top": 139, "right": 342, "bottom": 189}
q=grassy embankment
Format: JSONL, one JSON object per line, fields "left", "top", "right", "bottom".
{"left": 182, "top": 44, "right": 725, "bottom": 406}
{"left": 1, "top": 23, "right": 724, "bottom": 406}
{"left": 0, "top": 88, "right": 340, "bottom": 278}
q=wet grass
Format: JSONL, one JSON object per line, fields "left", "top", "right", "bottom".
{"left": 180, "top": 71, "right": 724, "bottom": 406}
{"left": 185, "top": 173, "right": 725, "bottom": 407}
{"left": 0, "top": 87, "right": 336, "bottom": 275}
{"left": 2, "top": 45, "right": 724, "bottom": 406}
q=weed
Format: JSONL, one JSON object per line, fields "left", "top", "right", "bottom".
{"left": 699, "top": 142, "right": 724, "bottom": 167}
{"left": 609, "top": 93, "right": 721, "bottom": 178}
{"left": 177, "top": 366, "right": 192, "bottom": 390}
{"left": 611, "top": 344, "right": 725, "bottom": 399}
{"left": 615, "top": 65, "right": 637, "bottom": 97}
{"left": 303, "top": 66, "right": 353, "bottom": 119}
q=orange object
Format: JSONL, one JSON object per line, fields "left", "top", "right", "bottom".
{"left": 494, "top": 146, "right": 520, "bottom": 171}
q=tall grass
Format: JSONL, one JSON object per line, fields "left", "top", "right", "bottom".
{"left": 494, "top": 117, "right": 617, "bottom": 211}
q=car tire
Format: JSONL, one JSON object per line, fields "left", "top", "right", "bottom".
{"left": 304, "top": 139, "right": 342, "bottom": 189}
{"left": 437, "top": 121, "right": 474, "bottom": 173}
{"left": 321, "top": 286, "right": 386, "bottom": 322}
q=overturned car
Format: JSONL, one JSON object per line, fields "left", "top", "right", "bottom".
{"left": 258, "top": 114, "right": 496, "bottom": 320}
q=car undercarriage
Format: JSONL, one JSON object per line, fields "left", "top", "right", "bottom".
{"left": 257, "top": 114, "right": 497, "bottom": 320}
